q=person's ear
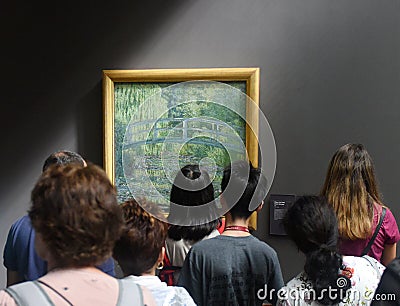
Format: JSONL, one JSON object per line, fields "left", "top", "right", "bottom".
{"left": 158, "top": 246, "right": 165, "bottom": 263}
{"left": 255, "top": 200, "right": 264, "bottom": 212}
{"left": 156, "top": 246, "right": 166, "bottom": 271}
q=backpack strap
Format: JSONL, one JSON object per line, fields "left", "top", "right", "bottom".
{"left": 361, "top": 207, "right": 387, "bottom": 256}
{"left": 362, "top": 255, "right": 383, "bottom": 278}
{"left": 116, "top": 278, "right": 143, "bottom": 306}
{"left": 4, "top": 281, "right": 55, "bottom": 306}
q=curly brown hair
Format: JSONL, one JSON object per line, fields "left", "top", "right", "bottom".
{"left": 29, "top": 163, "right": 124, "bottom": 268}
{"left": 113, "top": 199, "right": 168, "bottom": 276}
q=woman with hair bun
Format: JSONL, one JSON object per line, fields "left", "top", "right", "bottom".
{"left": 278, "top": 196, "right": 384, "bottom": 306}
{"left": 321, "top": 144, "right": 400, "bottom": 265}
{"left": 165, "top": 164, "right": 221, "bottom": 284}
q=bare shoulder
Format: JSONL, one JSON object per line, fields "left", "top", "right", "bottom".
{"left": 0, "top": 290, "right": 18, "bottom": 306}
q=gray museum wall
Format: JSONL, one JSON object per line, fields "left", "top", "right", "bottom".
{"left": 1, "top": 0, "right": 399, "bottom": 288}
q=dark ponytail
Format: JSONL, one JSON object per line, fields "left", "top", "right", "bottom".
{"left": 304, "top": 247, "right": 350, "bottom": 304}
{"left": 284, "top": 196, "right": 351, "bottom": 305}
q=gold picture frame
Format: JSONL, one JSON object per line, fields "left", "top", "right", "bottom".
{"left": 103, "top": 68, "right": 260, "bottom": 228}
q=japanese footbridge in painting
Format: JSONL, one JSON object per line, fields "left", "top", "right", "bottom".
{"left": 124, "top": 117, "right": 245, "bottom": 154}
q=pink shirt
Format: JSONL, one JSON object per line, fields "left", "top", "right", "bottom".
{"left": 339, "top": 203, "right": 400, "bottom": 262}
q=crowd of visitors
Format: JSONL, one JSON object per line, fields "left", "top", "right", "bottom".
{"left": 1, "top": 144, "right": 399, "bottom": 305}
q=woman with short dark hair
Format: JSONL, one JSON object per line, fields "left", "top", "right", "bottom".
{"left": 113, "top": 199, "right": 195, "bottom": 306}
{"left": 165, "top": 164, "right": 220, "bottom": 284}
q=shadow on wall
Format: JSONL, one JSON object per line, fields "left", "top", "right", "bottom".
{"left": 77, "top": 82, "right": 103, "bottom": 165}
{"left": 0, "top": 0, "right": 191, "bottom": 288}
{"left": 0, "top": 0, "right": 191, "bottom": 192}
{"left": 73, "top": 1, "right": 196, "bottom": 164}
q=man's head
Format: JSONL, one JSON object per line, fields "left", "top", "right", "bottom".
{"left": 42, "top": 150, "right": 86, "bottom": 172}
{"left": 221, "top": 160, "right": 267, "bottom": 220}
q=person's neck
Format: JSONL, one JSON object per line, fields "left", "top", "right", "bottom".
{"left": 47, "top": 257, "right": 106, "bottom": 275}
{"left": 46, "top": 258, "right": 58, "bottom": 272}
{"left": 141, "top": 270, "right": 156, "bottom": 277}
{"left": 47, "top": 264, "right": 102, "bottom": 274}
{"left": 222, "top": 214, "right": 251, "bottom": 237}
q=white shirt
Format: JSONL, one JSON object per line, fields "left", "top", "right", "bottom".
{"left": 165, "top": 229, "right": 220, "bottom": 283}
{"left": 277, "top": 255, "right": 385, "bottom": 306}
{"left": 125, "top": 275, "right": 196, "bottom": 306}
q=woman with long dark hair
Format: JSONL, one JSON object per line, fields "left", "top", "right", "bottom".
{"left": 321, "top": 144, "right": 400, "bottom": 265}
{"left": 279, "top": 196, "right": 384, "bottom": 306}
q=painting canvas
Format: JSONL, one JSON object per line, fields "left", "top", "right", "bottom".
{"left": 103, "top": 68, "right": 260, "bottom": 221}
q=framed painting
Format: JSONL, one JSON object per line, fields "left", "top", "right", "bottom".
{"left": 103, "top": 68, "right": 260, "bottom": 228}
